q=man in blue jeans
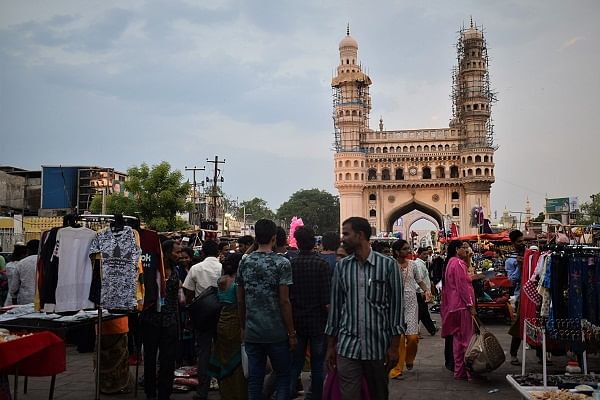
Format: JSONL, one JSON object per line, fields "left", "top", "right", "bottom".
{"left": 236, "top": 219, "right": 296, "bottom": 400}
{"left": 289, "top": 226, "right": 332, "bottom": 399}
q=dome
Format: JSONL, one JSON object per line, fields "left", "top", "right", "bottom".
{"left": 339, "top": 34, "right": 358, "bottom": 50}
{"left": 463, "top": 27, "right": 483, "bottom": 40}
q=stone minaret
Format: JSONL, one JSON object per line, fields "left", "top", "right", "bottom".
{"left": 453, "top": 19, "right": 497, "bottom": 233}
{"left": 333, "top": 26, "right": 372, "bottom": 229}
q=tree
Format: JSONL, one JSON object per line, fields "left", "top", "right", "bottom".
{"left": 576, "top": 193, "right": 600, "bottom": 225}
{"left": 532, "top": 212, "right": 545, "bottom": 223}
{"left": 276, "top": 189, "right": 340, "bottom": 234}
{"left": 90, "top": 162, "right": 192, "bottom": 232}
{"left": 238, "top": 197, "right": 276, "bottom": 222}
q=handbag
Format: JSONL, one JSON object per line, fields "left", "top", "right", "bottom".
{"left": 185, "top": 286, "right": 221, "bottom": 331}
{"left": 465, "top": 316, "right": 506, "bottom": 373}
{"left": 323, "top": 370, "right": 370, "bottom": 400}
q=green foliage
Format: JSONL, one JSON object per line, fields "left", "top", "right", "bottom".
{"left": 238, "top": 197, "right": 276, "bottom": 221}
{"left": 276, "top": 189, "right": 340, "bottom": 234}
{"left": 532, "top": 212, "right": 545, "bottom": 223}
{"left": 90, "top": 162, "right": 192, "bottom": 232}
{"left": 576, "top": 193, "right": 600, "bottom": 225}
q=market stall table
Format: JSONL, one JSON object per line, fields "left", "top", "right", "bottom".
{"left": 0, "top": 331, "right": 66, "bottom": 400}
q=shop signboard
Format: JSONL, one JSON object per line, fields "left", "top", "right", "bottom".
{"left": 546, "top": 197, "right": 570, "bottom": 213}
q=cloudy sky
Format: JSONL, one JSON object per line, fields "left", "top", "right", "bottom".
{"left": 1, "top": 0, "right": 599, "bottom": 218}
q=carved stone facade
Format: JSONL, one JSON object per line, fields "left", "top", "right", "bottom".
{"left": 333, "top": 23, "right": 496, "bottom": 237}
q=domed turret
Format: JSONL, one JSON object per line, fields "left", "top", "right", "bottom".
{"left": 339, "top": 24, "right": 358, "bottom": 49}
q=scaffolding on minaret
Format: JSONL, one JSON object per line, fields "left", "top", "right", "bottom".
{"left": 451, "top": 22, "right": 498, "bottom": 150}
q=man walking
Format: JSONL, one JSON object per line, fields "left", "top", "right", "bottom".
{"left": 289, "top": 226, "right": 331, "bottom": 400}
{"left": 506, "top": 229, "right": 525, "bottom": 366}
{"left": 183, "top": 240, "right": 222, "bottom": 400}
{"left": 325, "top": 217, "right": 404, "bottom": 400}
{"left": 319, "top": 231, "right": 340, "bottom": 272}
{"left": 236, "top": 219, "right": 296, "bottom": 400}
{"left": 415, "top": 247, "right": 437, "bottom": 336}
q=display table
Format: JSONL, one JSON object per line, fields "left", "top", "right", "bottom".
{"left": 0, "top": 331, "right": 66, "bottom": 400}
{"left": 506, "top": 375, "right": 558, "bottom": 399}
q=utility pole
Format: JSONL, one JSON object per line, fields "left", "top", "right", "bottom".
{"left": 206, "top": 156, "right": 226, "bottom": 222}
{"left": 185, "top": 166, "right": 206, "bottom": 225}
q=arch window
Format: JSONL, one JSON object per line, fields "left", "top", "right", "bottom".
{"left": 353, "top": 160, "right": 359, "bottom": 167}
{"left": 490, "top": 156, "right": 494, "bottom": 162}
{"left": 452, "top": 207, "right": 460, "bottom": 217}
{"left": 410, "top": 146, "right": 415, "bottom": 152}
{"left": 476, "top": 168, "right": 482, "bottom": 176}
{"left": 395, "top": 168, "right": 404, "bottom": 180}
{"left": 468, "top": 169, "right": 473, "bottom": 176}
{"left": 438, "top": 145, "right": 443, "bottom": 151}
{"left": 361, "top": 161, "right": 364, "bottom": 167}
{"left": 361, "top": 173, "right": 364, "bottom": 180}
{"left": 445, "top": 144, "right": 450, "bottom": 151}
{"left": 467, "top": 156, "right": 473, "bottom": 163}
{"left": 396, "top": 146, "right": 401, "bottom": 152}
{"left": 376, "top": 147, "right": 381, "bottom": 153}
{"left": 369, "top": 147, "right": 374, "bottom": 153}
{"left": 484, "top": 155, "right": 489, "bottom": 162}
{"left": 369, "top": 193, "right": 377, "bottom": 201}
{"left": 484, "top": 168, "right": 489, "bottom": 176}
{"left": 475, "top": 155, "right": 481, "bottom": 163}
{"left": 422, "top": 167, "right": 432, "bottom": 179}
{"left": 346, "top": 59, "right": 350, "bottom": 65}
{"left": 403, "top": 146, "right": 409, "bottom": 152}
{"left": 383, "top": 147, "right": 388, "bottom": 153}
{"left": 369, "top": 209, "right": 377, "bottom": 218}
{"left": 389, "top": 147, "right": 394, "bottom": 153}
{"left": 382, "top": 168, "right": 391, "bottom": 180}
{"left": 345, "top": 110, "right": 350, "bottom": 116}
{"left": 463, "top": 170, "right": 466, "bottom": 177}
{"left": 451, "top": 191, "right": 459, "bottom": 200}
{"left": 424, "top": 145, "right": 429, "bottom": 152}
{"left": 368, "top": 169, "right": 377, "bottom": 181}
{"left": 450, "top": 166, "right": 459, "bottom": 178}
{"left": 352, "top": 110, "right": 357, "bottom": 116}
{"left": 338, "top": 173, "right": 342, "bottom": 181}
{"left": 345, "top": 160, "right": 351, "bottom": 167}
{"left": 436, "top": 166, "right": 445, "bottom": 178}
{"left": 417, "top": 145, "right": 422, "bottom": 152}
{"left": 345, "top": 173, "right": 351, "bottom": 180}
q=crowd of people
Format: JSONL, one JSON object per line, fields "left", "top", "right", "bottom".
{"left": 0, "top": 218, "right": 529, "bottom": 400}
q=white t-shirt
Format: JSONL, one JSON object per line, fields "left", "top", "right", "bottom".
{"left": 183, "top": 256, "right": 222, "bottom": 297}
{"left": 53, "top": 227, "right": 97, "bottom": 312}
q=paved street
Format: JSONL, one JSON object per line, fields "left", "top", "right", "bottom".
{"left": 11, "top": 314, "right": 581, "bottom": 400}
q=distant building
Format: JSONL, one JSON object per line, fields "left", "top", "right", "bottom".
{"left": 0, "top": 166, "right": 41, "bottom": 216}
{"left": 40, "top": 165, "right": 127, "bottom": 216}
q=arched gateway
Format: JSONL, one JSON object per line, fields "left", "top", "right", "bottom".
{"left": 333, "top": 22, "right": 497, "bottom": 236}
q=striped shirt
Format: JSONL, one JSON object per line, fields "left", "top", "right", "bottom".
{"left": 325, "top": 249, "right": 404, "bottom": 360}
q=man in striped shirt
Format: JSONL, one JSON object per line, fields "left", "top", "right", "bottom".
{"left": 325, "top": 217, "right": 404, "bottom": 400}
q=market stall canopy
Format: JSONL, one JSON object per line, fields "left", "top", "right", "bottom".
{"left": 455, "top": 232, "right": 511, "bottom": 242}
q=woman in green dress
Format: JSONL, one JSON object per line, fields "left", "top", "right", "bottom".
{"left": 208, "top": 252, "right": 247, "bottom": 400}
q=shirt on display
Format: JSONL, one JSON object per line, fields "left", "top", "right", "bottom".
{"left": 89, "top": 226, "right": 142, "bottom": 310}
{"left": 53, "top": 226, "right": 97, "bottom": 312}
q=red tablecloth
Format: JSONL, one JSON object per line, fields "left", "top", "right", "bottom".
{"left": 0, "top": 331, "right": 66, "bottom": 376}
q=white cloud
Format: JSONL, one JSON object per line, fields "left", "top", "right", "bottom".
{"left": 559, "top": 36, "right": 586, "bottom": 51}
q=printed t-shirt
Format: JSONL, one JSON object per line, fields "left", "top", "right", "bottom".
{"left": 89, "top": 226, "right": 142, "bottom": 310}
{"left": 236, "top": 251, "right": 292, "bottom": 343}
{"left": 53, "top": 226, "right": 96, "bottom": 312}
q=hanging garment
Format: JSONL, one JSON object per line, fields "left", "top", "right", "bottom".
{"left": 519, "top": 249, "right": 540, "bottom": 338}
{"left": 38, "top": 227, "right": 60, "bottom": 309}
{"left": 53, "top": 226, "right": 97, "bottom": 312}
{"left": 89, "top": 226, "right": 142, "bottom": 310}
{"left": 138, "top": 229, "right": 165, "bottom": 311}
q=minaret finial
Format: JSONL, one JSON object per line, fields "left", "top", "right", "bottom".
{"left": 347, "top": 23, "right": 350, "bottom": 36}
{"left": 470, "top": 16, "right": 473, "bottom": 28}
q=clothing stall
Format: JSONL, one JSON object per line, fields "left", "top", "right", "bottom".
{"left": 0, "top": 214, "right": 166, "bottom": 400}
{"left": 506, "top": 244, "right": 600, "bottom": 399}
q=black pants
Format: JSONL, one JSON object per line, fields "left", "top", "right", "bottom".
{"left": 417, "top": 293, "right": 436, "bottom": 335}
{"left": 195, "top": 328, "right": 216, "bottom": 400}
{"left": 445, "top": 335, "right": 454, "bottom": 370}
{"left": 143, "top": 323, "right": 178, "bottom": 400}
{"left": 510, "top": 336, "right": 522, "bottom": 357}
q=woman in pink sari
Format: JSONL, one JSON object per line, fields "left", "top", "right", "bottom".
{"left": 441, "top": 240, "right": 476, "bottom": 380}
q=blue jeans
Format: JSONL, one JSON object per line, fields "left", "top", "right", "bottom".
{"left": 289, "top": 334, "right": 325, "bottom": 400}
{"left": 245, "top": 340, "right": 291, "bottom": 400}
